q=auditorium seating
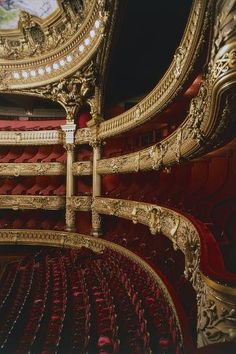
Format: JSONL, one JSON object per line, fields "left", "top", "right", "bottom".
{"left": 0, "top": 246, "right": 185, "bottom": 354}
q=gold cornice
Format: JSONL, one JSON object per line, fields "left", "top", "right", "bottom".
{"left": 0, "top": 129, "right": 63, "bottom": 145}
{"left": 0, "top": 195, "right": 65, "bottom": 210}
{"left": 0, "top": 228, "right": 184, "bottom": 350}
{"left": 98, "top": 0, "right": 210, "bottom": 139}
{"left": 0, "top": 163, "right": 65, "bottom": 176}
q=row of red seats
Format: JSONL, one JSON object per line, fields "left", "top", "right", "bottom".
{"left": 15, "top": 256, "right": 50, "bottom": 353}
{"left": 0, "top": 210, "right": 65, "bottom": 230}
{"left": 105, "top": 251, "right": 183, "bottom": 354}
{"left": 0, "top": 176, "right": 65, "bottom": 195}
{"left": 0, "top": 262, "right": 18, "bottom": 311}
{"left": 62, "top": 255, "right": 91, "bottom": 353}
{"left": 0, "top": 119, "right": 64, "bottom": 131}
{"left": 104, "top": 218, "right": 196, "bottom": 337}
{"left": 40, "top": 257, "right": 67, "bottom": 353}
{"left": 0, "top": 145, "right": 66, "bottom": 163}
{"left": 0, "top": 246, "right": 186, "bottom": 353}
{"left": 84, "top": 261, "right": 119, "bottom": 354}
{"left": 0, "top": 258, "right": 35, "bottom": 349}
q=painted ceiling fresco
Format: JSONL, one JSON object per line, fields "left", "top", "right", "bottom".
{"left": 0, "top": 0, "right": 59, "bottom": 30}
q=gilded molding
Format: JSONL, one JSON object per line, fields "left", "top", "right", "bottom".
{"left": 97, "top": 0, "right": 236, "bottom": 175}
{"left": 0, "top": 228, "right": 184, "bottom": 350}
{"left": 198, "top": 274, "right": 236, "bottom": 347}
{"left": 98, "top": 0, "right": 210, "bottom": 139}
{"left": 93, "top": 197, "right": 201, "bottom": 289}
{"left": 27, "top": 62, "right": 96, "bottom": 121}
{"left": 70, "top": 196, "right": 92, "bottom": 211}
{"left": 0, "top": 0, "right": 109, "bottom": 89}
{"left": 0, "top": 195, "right": 65, "bottom": 210}
{"left": 72, "top": 161, "right": 92, "bottom": 176}
{"left": 75, "top": 128, "right": 92, "bottom": 144}
{"left": 0, "top": 163, "right": 65, "bottom": 176}
{"left": 0, "top": 130, "right": 63, "bottom": 146}
{"left": 92, "top": 197, "right": 236, "bottom": 347}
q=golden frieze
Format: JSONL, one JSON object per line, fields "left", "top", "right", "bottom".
{"left": 0, "top": 195, "right": 65, "bottom": 210}
{"left": 0, "top": 162, "right": 66, "bottom": 176}
{"left": 72, "top": 161, "right": 92, "bottom": 176}
{"left": 0, "top": 129, "right": 63, "bottom": 145}
{"left": 75, "top": 128, "right": 92, "bottom": 144}
{"left": 70, "top": 196, "right": 92, "bottom": 211}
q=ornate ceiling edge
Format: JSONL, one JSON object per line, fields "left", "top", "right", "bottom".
{"left": 72, "top": 162, "right": 92, "bottom": 176}
{"left": 0, "top": 228, "right": 184, "bottom": 351}
{"left": 0, "top": 195, "right": 65, "bottom": 210}
{"left": 96, "top": 0, "right": 119, "bottom": 116}
{"left": 0, "top": 1, "right": 110, "bottom": 89}
{"left": 98, "top": 0, "right": 210, "bottom": 139}
{"left": 92, "top": 197, "right": 236, "bottom": 347}
{"left": 97, "top": 0, "right": 236, "bottom": 175}
{"left": 0, "top": 162, "right": 66, "bottom": 176}
{"left": 0, "top": 129, "right": 63, "bottom": 145}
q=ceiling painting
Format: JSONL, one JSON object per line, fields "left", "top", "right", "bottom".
{"left": 0, "top": 0, "right": 59, "bottom": 30}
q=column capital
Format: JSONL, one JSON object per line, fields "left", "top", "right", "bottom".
{"left": 61, "top": 123, "right": 76, "bottom": 145}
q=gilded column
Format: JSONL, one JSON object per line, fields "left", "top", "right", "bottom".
{"left": 91, "top": 139, "right": 103, "bottom": 236}
{"left": 61, "top": 124, "right": 76, "bottom": 231}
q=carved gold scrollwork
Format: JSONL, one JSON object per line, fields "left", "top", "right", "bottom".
{"left": 0, "top": 195, "right": 65, "bottom": 210}
{"left": 0, "top": 163, "right": 65, "bottom": 176}
{"left": 148, "top": 207, "right": 163, "bottom": 235}
{"left": 0, "top": 1, "right": 91, "bottom": 61}
{"left": 198, "top": 275, "right": 236, "bottom": 347}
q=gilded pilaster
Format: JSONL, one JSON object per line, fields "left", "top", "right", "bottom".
{"left": 61, "top": 124, "right": 76, "bottom": 231}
